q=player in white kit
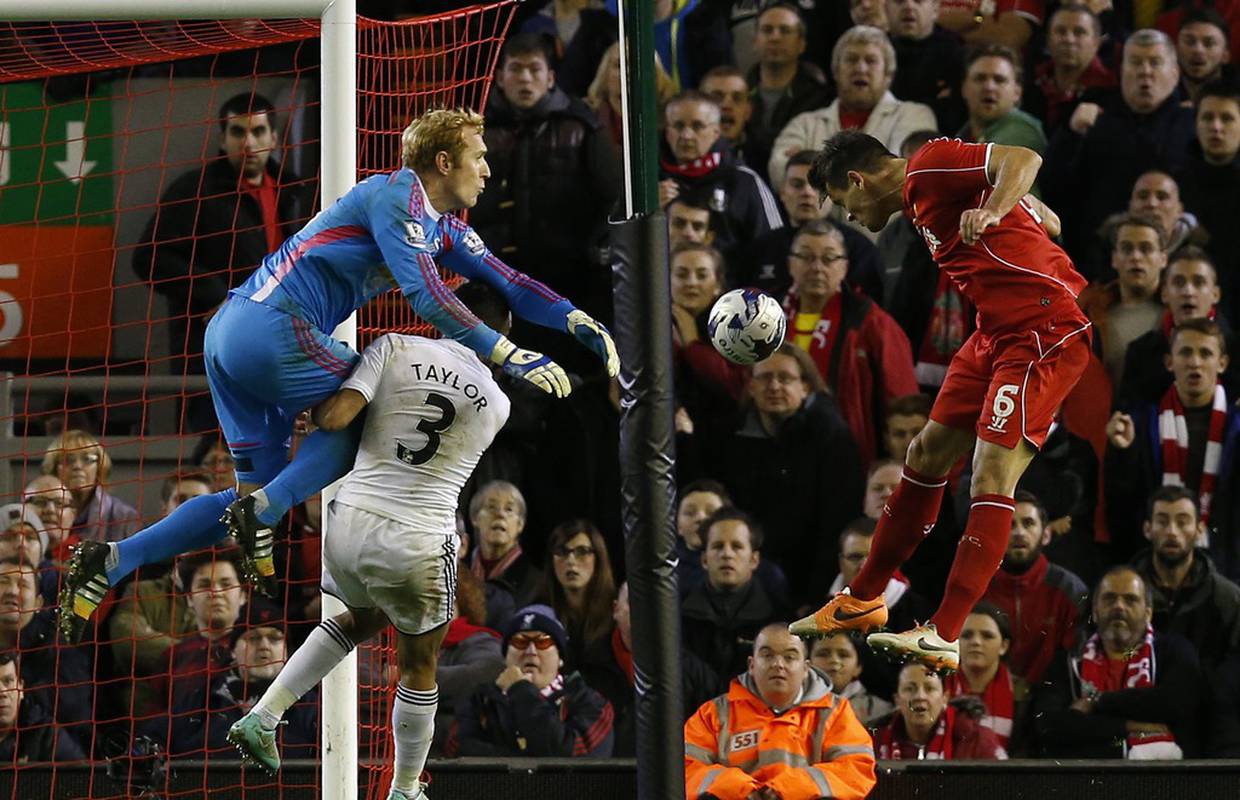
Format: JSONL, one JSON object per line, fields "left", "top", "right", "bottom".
{"left": 227, "top": 282, "right": 512, "bottom": 800}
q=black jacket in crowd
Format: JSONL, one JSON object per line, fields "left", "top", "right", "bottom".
{"left": 474, "top": 85, "right": 620, "bottom": 319}
{"left": 658, "top": 137, "right": 784, "bottom": 265}
{"left": 132, "top": 156, "right": 312, "bottom": 376}
{"left": 1042, "top": 89, "right": 1197, "bottom": 271}
{"left": 681, "top": 576, "right": 790, "bottom": 687}
{"left": 1130, "top": 547, "right": 1240, "bottom": 672}
{"left": 890, "top": 26, "right": 967, "bottom": 134}
{"left": 164, "top": 672, "right": 319, "bottom": 758}
{"left": 743, "top": 61, "right": 833, "bottom": 187}
{"left": 448, "top": 671, "right": 614, "bottom": 757}
{"left": 1177, "top": 146, "right": 1240, "bottom": 322}
{"left": 1033, "top": 630, "right": 1203, "bottom": 758}
{"left": 695, "top": 392, "right": 864, "bottom": 605}
{"left": 15, "top": 609, "right": 93, "bottom": 755}
{"left": 0, "top": 698, "right": 86, "bottom": 763}
{"left": 1117, "top": 315, "right": 1240, "bottom": 410}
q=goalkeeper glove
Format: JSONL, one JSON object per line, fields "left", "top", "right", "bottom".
{"left": 490, "top": 337, "right": 572, "bottom": 398}
{"left": 566, "top": 309, "right": 620, "bottom": 378}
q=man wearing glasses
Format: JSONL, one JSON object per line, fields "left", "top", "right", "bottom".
{"left": 781, "top": 217, "right": 918, "bottom": 466}
{"left": 445, "top": 603, "right": 615, "bottom": 758}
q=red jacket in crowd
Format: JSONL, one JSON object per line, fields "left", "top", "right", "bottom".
{"left": 984, "top": 553, "right": 1088, "bottom": 684}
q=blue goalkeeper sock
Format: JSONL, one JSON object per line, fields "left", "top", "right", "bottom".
{"left": 253, "top": 424, "right": 361, "bottom": 527}
{"left": 106, "top": 489, "right": 238, "bottom": 584}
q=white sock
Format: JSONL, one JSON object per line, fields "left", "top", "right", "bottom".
{"left": 252, "top": 618, "right": 354, "bottom": 729}
{"left": 392, "top": 684, "right": 437, "bottom": 793}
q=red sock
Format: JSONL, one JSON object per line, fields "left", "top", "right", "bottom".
{"left": 930, "top": 494, "right": 1015, "bottom": 641}
{"left": 850, "top": 467, "right": 947, "bottom": 600}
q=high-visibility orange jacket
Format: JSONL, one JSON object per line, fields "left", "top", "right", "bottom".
{"left": 684, "top": 668, "right": 877, "bottom": 800}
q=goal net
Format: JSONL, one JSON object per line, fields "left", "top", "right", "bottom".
{"left": 0, "top": 4, "right": 516, "bottom": 798}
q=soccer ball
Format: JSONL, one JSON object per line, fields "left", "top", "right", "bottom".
{"left": 707, "top": 288, "right": 787, "bottom": 365}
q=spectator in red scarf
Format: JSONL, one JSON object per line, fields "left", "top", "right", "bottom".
{"left": 1033, "top": 566, "right": 1203, "bottom": 758}
{"left": 1116, "top": 247, "right": 1238, "bottom": 408}
{"left": 658, "top": 91, "right": 784, "bottom": 265}
{"left": 782, "top": 218, "right": 918, "bottom": 467}
{"left": 1027, "top": 4, "right": 1117, "bottom": 133}
{"left": 875, "top": 661, "right": 1007, "bottom": 759}
{"left": 809, "top": 632, "right": 894, "bottom": 726}
{"left": 983, "top": 489, "right": 1087, "bottom": 684}
{"left": 1105, "top": 317, "right": 1240, "bottom": 566}
{"left": 468, "top": 481, "right": 543, "bottom": 627}
{"left": 945, "top": 602, "right": 1029, "bottom": 752}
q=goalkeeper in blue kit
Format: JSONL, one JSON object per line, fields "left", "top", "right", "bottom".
{"left": 58, "top": 109, "right": 619, "bottom": 641}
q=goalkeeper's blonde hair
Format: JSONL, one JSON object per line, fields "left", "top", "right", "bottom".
{"left": 401, "top": 108, "right": 485, "bottom": 172}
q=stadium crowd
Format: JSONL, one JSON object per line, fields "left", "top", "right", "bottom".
{"left": 6, "top": 0, "right": 1240, "bottom": 788}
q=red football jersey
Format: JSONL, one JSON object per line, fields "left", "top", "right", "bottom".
{"left": 902, "top": 138, "right": 1087, "bottom": 335}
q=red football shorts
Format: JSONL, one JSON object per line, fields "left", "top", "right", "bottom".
{"left": 930, "top": 318, "right": 1092, "bottom": 450}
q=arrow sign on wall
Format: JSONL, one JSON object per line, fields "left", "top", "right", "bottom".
{"left": 53, "top": 121, "right": 96, "bottom": 183}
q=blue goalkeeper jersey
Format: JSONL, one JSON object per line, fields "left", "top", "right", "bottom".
{"left": 232, "top": 167, "right": 573, "bottom": 357}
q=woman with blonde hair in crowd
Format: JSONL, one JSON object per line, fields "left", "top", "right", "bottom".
{"left": 42, "top": 429, "right": 139, "bottom": 543}
{"left": 586, "top": 41, "right": 676, "bottom": 148}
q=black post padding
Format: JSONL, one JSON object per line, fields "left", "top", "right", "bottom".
{"left": 611, "top": 211, "right": 684, "bottom": 800}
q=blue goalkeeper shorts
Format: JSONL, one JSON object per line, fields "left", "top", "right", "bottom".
{"left": 204, "top": 295, "right": 359, "bottom": 484}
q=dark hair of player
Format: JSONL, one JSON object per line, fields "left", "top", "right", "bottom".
{"left": 1145, "top": 484, "right": 1200, "bottom": 523}
{"left": 453, "top": 281, "right": 511, "bottom": 334}
{"left": 1170, "top": 315, "right": 1228, "bottom": 357}
{"left": 808, "top": 131, "right": 895, "bottom": 195}
{"left": 218, "top": 93, "right": 277, "bottom": 131}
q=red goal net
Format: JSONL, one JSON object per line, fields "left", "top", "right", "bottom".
{"left": 0, "top": 5, "right": 516, "bottom": 798}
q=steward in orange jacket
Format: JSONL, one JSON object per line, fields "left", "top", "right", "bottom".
{"left": 684, "top": 624, "right": 877, "bottom": 800}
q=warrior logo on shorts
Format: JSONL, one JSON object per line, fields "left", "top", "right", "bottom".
{"left": 986, "top": 384, "right": 1020, "bottom": 434}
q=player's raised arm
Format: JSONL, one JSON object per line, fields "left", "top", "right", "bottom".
{"left": 311, "top": 333, "right": 399, "bottom": 430}
{"left": 439, "top": 218, "right": 619, "bottom": 378}
{"left": 960, "top": 144, "right": 1044, "bottom": 245}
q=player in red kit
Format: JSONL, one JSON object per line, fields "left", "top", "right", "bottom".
{"left": 788, "top": 132, "right": 1090, "bottom": 671}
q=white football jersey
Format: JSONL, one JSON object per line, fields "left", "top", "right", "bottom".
{"left": 333, "top": 333, "right": 510, "bottom": 531}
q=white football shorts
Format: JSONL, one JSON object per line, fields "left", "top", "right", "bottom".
{"left": 320, "top": 500, "right": 458, "bottom": 635}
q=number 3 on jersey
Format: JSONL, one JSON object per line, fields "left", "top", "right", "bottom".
{"left": 396, "top": 392, "right": 456, "bottom": 465}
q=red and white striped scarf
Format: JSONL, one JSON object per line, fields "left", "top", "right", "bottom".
{"left": 945, "top": 662, "right": 1015, "bottom": 748}
{"left": 1158, "top": 382, "right": 1226, "bottom": 524}
{"left": 1076, "top": 624, "right": 1177, "bottom": 757}
{"left": 876, "top": 704, "right": 956, "bottom": 760}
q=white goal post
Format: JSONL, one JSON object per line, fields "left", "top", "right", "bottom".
{"left": 0, "top": 1, "right": 359, "bottom": 797}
